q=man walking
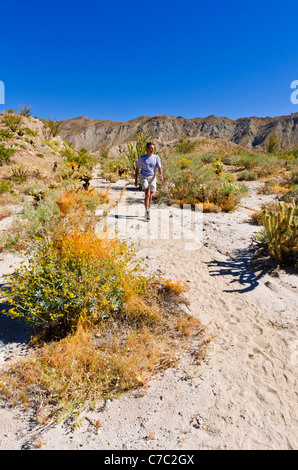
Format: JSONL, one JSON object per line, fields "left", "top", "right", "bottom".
{"left": 135, "top": 142, "right": 163, "bottom": 220}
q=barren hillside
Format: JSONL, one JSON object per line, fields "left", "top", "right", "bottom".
{"left": 59, "top": 112, "right": 298, "bottom": 154}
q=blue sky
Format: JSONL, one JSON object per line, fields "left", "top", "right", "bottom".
{"left": 1, "top": 0, "right": 298, "bottom": 122}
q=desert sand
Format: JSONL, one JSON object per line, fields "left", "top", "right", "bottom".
{"left": 0, "top": 169, "right": 297, "bottom": 450}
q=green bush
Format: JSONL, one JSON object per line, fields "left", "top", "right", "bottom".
{"left": 3, "top": 113, "right": 23, "bottom": 132}
{"left": 22, "top": 127, "right": 38, "bottom": 137}
{"left": 0, "top": 129, "right": 13, "bottom": 141}
{"left": 280, "top": 187, "right": 298, "bottom": 204}
{"left": 1, "top": 234, "right": 144, "bottom": 335}
{"left": 175, "top": 137, "right": 196, "bottom": 154}
{"left": 200, "top": 153, "right": 218, "bottom": 163}
{"left": 291, "top": 169, "right": 298, "bottom": 185}
{"left": 60, "top": 147, "right": 97, "bottom": 170}
{"left": 0, "top": 179, "right": 12, "bottom": 193}
{"left": 155, "top": 152, "right": 248, "bottom": 211}
{"left": 267, "top": 132, "right": 280, "bottom": 154}
{"left": 233, "top": 154, "right": 259, "bottom": 169}
{"left": 237, "top": 170, "right": 258, "bottom": 181}
{"left": 24, "top": 183, "right": 44, "bottom": 196}
{"left": 0, "top": 144, "right": 15, "bottom": 165}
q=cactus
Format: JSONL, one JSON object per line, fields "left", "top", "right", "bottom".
{"left": 262, "top": 200, "right": 297, "bottom": 261}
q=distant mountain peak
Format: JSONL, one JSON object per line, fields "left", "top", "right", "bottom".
{"left": 59, "top": 112, "right": 298, "bottom": 154}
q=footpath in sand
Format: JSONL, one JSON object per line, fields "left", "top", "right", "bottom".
{"left": 0, "top": 168, "right": 297, "bottom": 450}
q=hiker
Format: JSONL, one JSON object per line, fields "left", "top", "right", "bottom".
{"left": 134, "top": 142, "right": 163, "bottom": 220}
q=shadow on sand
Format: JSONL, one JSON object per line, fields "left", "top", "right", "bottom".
{"left": 0, "top": 283, "right": 34, "bottom": 346}
{"left": 206, "top": 248, "right": 278, "bottom": 293}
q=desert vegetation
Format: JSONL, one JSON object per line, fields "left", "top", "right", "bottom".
{"left": 0, "top": 111, "right": 206, "bottom": 425}
{"left": 0, "top": 227, "right": 205, "bottom": 424}
{"left": 100, "top": 133, "right": 297, "bottom": 213}
{"left": 0, "top": 110, "right": 297, "bottom": 429}
{"left": 251, "top": 199, "right": 298, "bottom": 268}
{"left": 97, "top": 134, "right": 298, "bottom": 267}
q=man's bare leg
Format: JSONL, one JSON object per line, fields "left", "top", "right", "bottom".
{"left": 144, "top": 189, "right": 150, "bottom": 209}
{"left": 144, "top": 189, "right": 153, "bottom": 220}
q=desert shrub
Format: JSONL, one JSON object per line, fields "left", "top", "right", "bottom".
{"left": 180, "top": 157, "right": 192, "bottom": 169}
{"left": 233, "top": 154, "right": 260, "bottom": 169}
{"left": 9, "top": 164, "right": 29, "bottom": 181}
{"left": 24, "top": 198, "right": 60, "bottom": 236}
{"left": 202, "top": 202, "right": 222, "bottom": 213}
{"left": 291, "top": 169, "right": 298, "bottom": 185}
{"left": 76, "top": 150, "right": 97, "bottom": 169}
{"left": 100, "top": 149, "right": 109, "bottom": 159}
{"left": 267, "top": 132, "right": 280, "bottom": 154}
{"left": 1, "top": 235, "right": 136, "bottom": 332}
{"left": 22, "top": 127, "right": 38, "bottom": 137}
{"left": 156, "top": 153, "right": 248, "bottom": 211}
{"left": 262, "top": 200, "right": 297, "bottom": 266}
{"left": 110, "top": 158, "right": 131, "bottom": 177}
{"left": 18, "top": 105, "right": 32, "bottom": 117}
{"left": 237, "top": 170, "right": 258, "bottom": 181}
{"left": 200, "top": 152, "right": 218, "bottom": 163}
{"left": 217, "top": 182, "right": 249, "bottom": 211}
{"left": 232, "top": 153, "right": 283, "bottom": 176}
{"left": 258, "top": 179, "right": 290, "bottom": 195}
{"left": 42, "top": 117, "right": 62, "bottom": 137}
{"left": 0, "top": 179, "right": 12, "bottom": 193}
{"left": 3, "top": 113, "right": 23, "bottom": 132}
{"left": 250, "top": 210, "right": 264, "bottom": 225}
{"left": 223, "top": 172, "right": 237, "bottom": 182}
{"left": 60, "top": 147, "right": 97, "bottom": 170}
{"left": 175, "top": 137, "right": 196, "bottom": 154}
{"left": 0, "top": 129, "right": 13, "bottom": 141}
{"left": 0, "top": 144, "right": 15, "bottom": 165}
{"left": 57, "top": 188, "right": 109, "bottom": 216}
{"left": 102, "top": 171, "right": 120, "bottom": 183}
{"left": 0, "top": 274, "right": 205, "bottom": 423}
{"left": 254, "top": 155, "right": 282, "bottom": 177}
{"left": 0, "top": 233, "right": 205, "bottom": 422}
{"left": 279, "top": 186, "right": 298, "bottom": 204}
{"left": 1, "top": 184, "right": 108, "bottom": 251}
{"left": 222, "top": 158, "right": 233, "bottom": 165}
{"left": 1, "top": 197, "right": 60, "bottom": 251}
{"left": 24, "top": 183, "right": 44, "bottom": 196}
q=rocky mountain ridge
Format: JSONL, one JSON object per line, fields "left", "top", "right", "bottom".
{"left": 59, "top": 112, "right": 298, "bottom": 155}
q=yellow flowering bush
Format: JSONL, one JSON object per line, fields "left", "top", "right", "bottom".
{"left": 1, "top": 232, "right": 145, "bottom": 336}
{"left": 0, "top": 230, "right": 206, "bottom": 422}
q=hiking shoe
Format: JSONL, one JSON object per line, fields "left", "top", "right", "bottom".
{"left": 146, "top": 210, "right": 150, "bottom": 220}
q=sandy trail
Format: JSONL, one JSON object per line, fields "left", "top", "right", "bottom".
{"left": 0, "top": 170, "right": 297, "bottom": 450}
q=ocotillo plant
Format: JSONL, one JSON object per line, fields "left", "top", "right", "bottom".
{"left": 125, "top": 128, "right": 153, "bottom": 171}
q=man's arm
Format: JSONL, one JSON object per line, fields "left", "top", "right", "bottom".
{"left": 157, "top": 155, "right": 163, "bottom": 181}
{"left": 135, "top": 167, "right": 140, "bottom": 186}
{"left": 158, "top": 167, "right": 163, "bottom": 181}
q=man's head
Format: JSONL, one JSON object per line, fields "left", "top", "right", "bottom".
{"left": 146, "top": 142, "right": 154, "bottom": 156}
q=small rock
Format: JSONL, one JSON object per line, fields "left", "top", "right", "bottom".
{"left": 191, "top": 415, "right": 203, "bottom": 429}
